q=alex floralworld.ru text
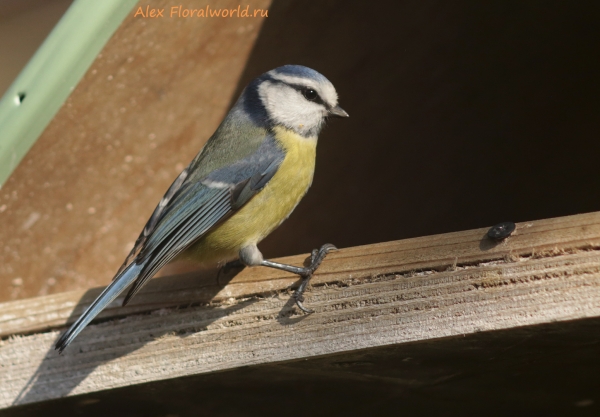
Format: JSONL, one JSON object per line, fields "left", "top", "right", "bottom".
{"left": 134, "top": 5, "right": 269, "bottom": 18}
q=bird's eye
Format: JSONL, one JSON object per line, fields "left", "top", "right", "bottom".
{"left": 302, "top": 88, "right": 318, "bottom": 101}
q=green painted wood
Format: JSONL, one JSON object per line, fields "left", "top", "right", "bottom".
{"left": 0, "top": 0, "right": 138, "bottom": 187}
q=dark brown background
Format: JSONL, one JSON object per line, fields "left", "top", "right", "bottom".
{"left": 254, "top": 0, "right": 600, "bottom": 257}
{"left": 1, "top": 0, "right": 599, "bottom": 302}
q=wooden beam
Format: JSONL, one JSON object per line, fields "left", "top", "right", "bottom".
{"left": 1, "top": 211, "right": 600, "bottom": 408}
{"left": 5, "top": 318, "right": 600, "bottom": 416}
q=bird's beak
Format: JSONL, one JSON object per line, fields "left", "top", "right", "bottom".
{"left": 328, "top": 105, "right": 349, "bottom": 118}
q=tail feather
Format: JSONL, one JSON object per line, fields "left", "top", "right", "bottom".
{"left": 55, "top": 262, "right": 143, "bottom": 353}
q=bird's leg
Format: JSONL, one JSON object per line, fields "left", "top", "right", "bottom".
{"left": 260, "top": 243, "right": 337, "bottom": 313}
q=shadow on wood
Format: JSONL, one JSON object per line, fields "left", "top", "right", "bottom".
{"left": 9, "top": 264, "right": 259, "bottom": 406}
{"left": 5, "top": 317, "right": 600, "bottom": 416}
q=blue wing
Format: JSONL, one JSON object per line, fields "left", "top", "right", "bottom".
{"left": 55, "top": 135, "right": 284, "bottom": 352}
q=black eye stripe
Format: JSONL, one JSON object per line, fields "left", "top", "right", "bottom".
{"left": 291, "top": 84, "right": 326, "bottom": 106}
{"left": 261, "top": 77, "right": 328, "bottom": 107}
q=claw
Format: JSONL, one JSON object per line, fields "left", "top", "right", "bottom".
{"left": 260, "top": 243, "right": 337, "bottom": 315}
{"left": 294, "top": 295, "right": 315, "bottom": 314}
{"left": 293, "top": 243, "right": 337, "bottom": 314}
{"left": 307, "top": 243, "right": 337, "bottom": 274}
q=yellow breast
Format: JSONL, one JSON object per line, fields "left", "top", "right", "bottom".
{"left": 183, "top": 126, "right": 317, "bottom": 264}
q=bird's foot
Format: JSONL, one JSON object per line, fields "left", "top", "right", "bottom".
{"left": 293, "top": 243, "right": 337, "bottom": 313}
{"left": 260, "top": 243, "right": 337, "bottom": 314}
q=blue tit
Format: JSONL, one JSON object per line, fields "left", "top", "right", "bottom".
{"left": 55, "top": 65, "right": 348, "bottom": 352}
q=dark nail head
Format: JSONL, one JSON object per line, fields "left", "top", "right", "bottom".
{"left": 487, "top": 222, "right": 516, "bottom": 240}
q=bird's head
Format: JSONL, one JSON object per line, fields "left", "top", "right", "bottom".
{"left": 241, "top": 65, "right": 348, "bottom": 138}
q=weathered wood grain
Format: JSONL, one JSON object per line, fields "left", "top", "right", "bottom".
{"left": 1, "top": 212, "right": 600, "bottom": 408}
{"left": 2, "top": 211, "right": 600, "bottom": 338}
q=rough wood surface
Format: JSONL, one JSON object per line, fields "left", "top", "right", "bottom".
{"left": 2, "top": 211, "right": 600, "bottom": 338}
{"left": 5, "top": 318, "right": 600, "bottom": 416}
{"left": 1, "top": 211, "right": 600, "bottom": 408}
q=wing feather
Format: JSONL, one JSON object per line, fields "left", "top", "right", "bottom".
{"left": 123, "top": 186, "right": 231, "bottom": 304}
{"left": 115, "top": 168, "right": 190, "bottom": 276}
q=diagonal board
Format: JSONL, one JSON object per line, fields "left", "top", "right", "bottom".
{"left": 1, "top": 211, "right": 600, "bottom": 407}
{"left": 1, "top": 211, "right": 600, "bottom": 338}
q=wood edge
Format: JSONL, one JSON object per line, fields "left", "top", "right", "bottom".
{"left": 1, "top": 210, "right": 600, "bottom": 338}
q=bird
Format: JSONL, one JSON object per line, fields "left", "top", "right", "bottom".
{"left": 55, "top": 65, "right": 348, "bottom": 353}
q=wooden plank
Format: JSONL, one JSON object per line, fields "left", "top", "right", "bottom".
{"left": 1, "top": 212, "right": 600, "bottom": 407}
{"left": 4, "top": 317, "right": 600, "bottom": 416}
{"left": 2, "top": 211, "right": 600, "bottom": 338}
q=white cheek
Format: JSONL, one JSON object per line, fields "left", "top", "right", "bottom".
{"left": 259, "top": 82, "right": 324, "bottom": 132}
